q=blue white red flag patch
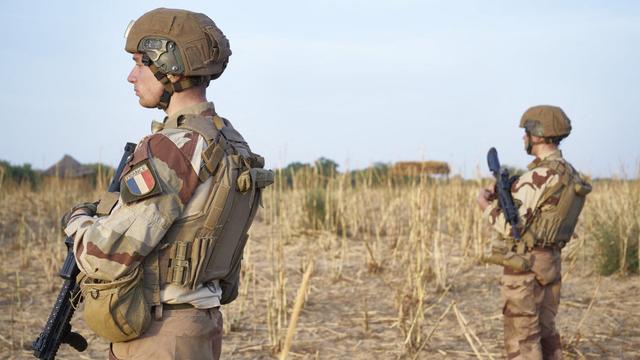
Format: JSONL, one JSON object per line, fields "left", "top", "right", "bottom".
{"left": 121, "top": 160, "right": 162, "bottom": 203}
{"left": 124, "top": 163, "right": 155, "bottom": 195}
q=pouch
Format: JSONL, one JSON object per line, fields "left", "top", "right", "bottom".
{"left": 79, "top": 267, "right": 151, "bottom": 343}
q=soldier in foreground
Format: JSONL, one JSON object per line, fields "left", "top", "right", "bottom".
{"left": 477, "top": 106, "right": 591, "bottom": 359}
{"left": 61, "top": 8, "right": 272, "bottom": 359}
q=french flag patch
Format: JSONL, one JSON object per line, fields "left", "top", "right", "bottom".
{"left": 124, "top": 163, "right": 156, "bottom": 195}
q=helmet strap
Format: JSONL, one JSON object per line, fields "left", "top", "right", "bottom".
{"left": 157, "top": 89, "right": 172, "bottom": 110}
{"left": 526, "top": 133, "right": 550, "bottom": 155}
{"left": 147, "top": 61, "right": 209, "bottom": 110}
{"left": 147, "top": 63, "right": 174, "bottom": 110}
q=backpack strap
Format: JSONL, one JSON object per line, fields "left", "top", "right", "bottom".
{"left": 177, "top": 114, "right": 223, "bottom": 143}
{"left": 177, "top": 114, "right": 235, "bottom": 182}
{"left": 535, "top": 159, "right": 571, "bottom": 207}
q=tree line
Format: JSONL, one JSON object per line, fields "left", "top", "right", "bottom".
{"left": 0, "top": 160, "right": 113, "bottom": 188}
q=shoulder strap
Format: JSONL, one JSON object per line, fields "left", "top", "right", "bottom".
{"left": 178, "top": 114, "right": 224, "bottom": 144}
{"left": 177, "top": 115, "right": 233, "bottom": 182}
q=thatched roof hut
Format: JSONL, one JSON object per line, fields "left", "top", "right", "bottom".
{"left": 43, "top": 155, "right": 94, "bottom": 177}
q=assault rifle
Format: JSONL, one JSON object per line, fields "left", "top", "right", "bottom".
{"left": 487, "top": 147, "right": 521, "bottom": 241}
{"left": 484, "top": 148, "right": 532, "bottom": 271}
{"left": 32, "top": 142, "right": 136, "bottom": 360}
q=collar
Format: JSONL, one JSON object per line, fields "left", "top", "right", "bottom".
{"left": 151, "top": 102, "right": 216, "bottom": 133}
{"left": 528, "top": 150, "right": 563, "bottom": 170}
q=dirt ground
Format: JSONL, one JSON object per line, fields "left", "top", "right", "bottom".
{"left": 1, "top": 220, "right": 639, "bottom": 360}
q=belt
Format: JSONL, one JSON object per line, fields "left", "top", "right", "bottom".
{"left": 151, "top": 303, "right": 195, "bottom": 320}
{"left": 152, "top": 303, "right": 220, "bottom": 320}
{"left": 532, "top": 246, "right": 560, "bottom": 253}
{"left": 162, "top": 303, "right": 195, "bottom": 310}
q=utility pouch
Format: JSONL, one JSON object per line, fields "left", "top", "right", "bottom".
{"left": 79, "top": 267, "right": 151, "bottom": 343}
{"left": 251, "top": 168, "right": 275, "bottom": 189}
{"left": 575, "top": 181, "right": 592, "bottom": 196}
{"left": 483, "top": 250, "right": 531, "bottom": 272}
{"left": 502, "top": 251, "right": 531, "bottom": 272}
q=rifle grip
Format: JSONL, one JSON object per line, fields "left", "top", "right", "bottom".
{"left": 65, "top": 331, "right": 88, "bottom": 352}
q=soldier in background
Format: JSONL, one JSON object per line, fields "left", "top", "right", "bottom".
{"left": 477, "top": 105, "right": 591, "bottom": 359}
{"left": 63, "top": 8, "right": 271, "bottom": 359}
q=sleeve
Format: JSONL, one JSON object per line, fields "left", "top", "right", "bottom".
{"left": 482, "top": 166, "right": 559, "bottom": 239}
{"left": 64, "top": 131, "right": 204, "bottom": 281}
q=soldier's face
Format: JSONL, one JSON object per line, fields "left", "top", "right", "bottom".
{"left": 127, "top": 53, "right": 164, "bottom": 108}
{"left": 523, "top": 132, "right": 544, "bottom": 155}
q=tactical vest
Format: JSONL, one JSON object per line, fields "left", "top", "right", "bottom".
{"left": 520, "top": 158, "right": 591, "bottom": 251}
{"left": 142, "top": 114, "right": 273, "bottom": 307}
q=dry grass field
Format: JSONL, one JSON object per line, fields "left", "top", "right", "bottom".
{"left": 0, "top": 170, "right": 638, "bottom": 359}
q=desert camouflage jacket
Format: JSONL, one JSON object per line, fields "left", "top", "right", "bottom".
{"left": 65, "top": 102, "right": 215, "bottom": 282}
{"left": 482, "top": 150, "right": 565, "bottom": 240}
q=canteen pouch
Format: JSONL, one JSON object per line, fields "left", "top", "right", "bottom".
{"left": 79, "top": 267, "right": 151, "bottom": 343}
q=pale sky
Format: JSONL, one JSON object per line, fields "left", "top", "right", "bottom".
{"left": 2, "top": 0, "right": 639, "bottom": 178}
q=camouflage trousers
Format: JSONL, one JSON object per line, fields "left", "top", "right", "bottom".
{"left": 501, "top": 248, "right": 563, "bottom": 360}
{"left": 109, "top": 307, "right": 223, "bottom": 360}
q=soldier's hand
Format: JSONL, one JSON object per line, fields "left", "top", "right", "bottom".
{"left": 486, "top": 183, "right": 498, "bottom": 201}
{"left": 476, "top": 185, "right": 495, "bottom": 211}
{"left": 61, "top": 202, "right": 98, "bottom": 229}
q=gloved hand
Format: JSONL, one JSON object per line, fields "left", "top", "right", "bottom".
{"left": 61, "top": 202, "right": 98, "bottom": 229}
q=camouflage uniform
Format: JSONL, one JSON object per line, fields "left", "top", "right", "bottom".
{"left": 60, "top": 7, "right": 245, "bottom": 359}
{"left": 65, "top": 102, "right": 225, "bottom": 359}
{"left": 483, "top": 150, "right": 568, "bottom": 360}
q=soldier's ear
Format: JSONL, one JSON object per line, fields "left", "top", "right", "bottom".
{"left": 530, "top": 135, "right": 545, "bottom": 144}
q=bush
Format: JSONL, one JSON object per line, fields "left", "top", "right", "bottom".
{"left": 304, "top": 187, "right": 326, "bottom": 229}
{"left": 85, "top": 163, "right": 115, "bottom": 188}
{"left": 595, "top": 222, "right": 639, "bottom": 276}
{"left": 0, "top": 160, "right": 41, "bottom": 188}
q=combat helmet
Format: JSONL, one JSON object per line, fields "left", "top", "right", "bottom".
{"left": 519, "top": 105, "right": 572, "bottom": 138}
{"left": 125, "top": 8, "right": 232, "bottom": 109}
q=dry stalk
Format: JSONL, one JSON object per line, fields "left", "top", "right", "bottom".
{"left": 363, "top": 235, "right": 381, "bottom": 273}
{"left": 363, "top": 298, "right": 369, "bottom": 334}
{"left": 570, "top": 276, "right": 602, "bottom": 348}
{"left": 411, "top": 301, "right": 454, "bottom": 360}
{"left": 433, "top": 217, "right": 447, "bottom": 291}
{"left": 279, "top": 260, "right": 315, "bottom": 360}
{"left": 455, "top": 303, "right": 495, "bottom": 360}
{"left": 453, "top": 302, "right": 494, "bottom": 360}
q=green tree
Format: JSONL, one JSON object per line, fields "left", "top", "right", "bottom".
{"left": 0, "top": 160, "right": 41, "bottom": 188}
{"left": 314, "top": 157, "right": 339, "bottom": 177}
